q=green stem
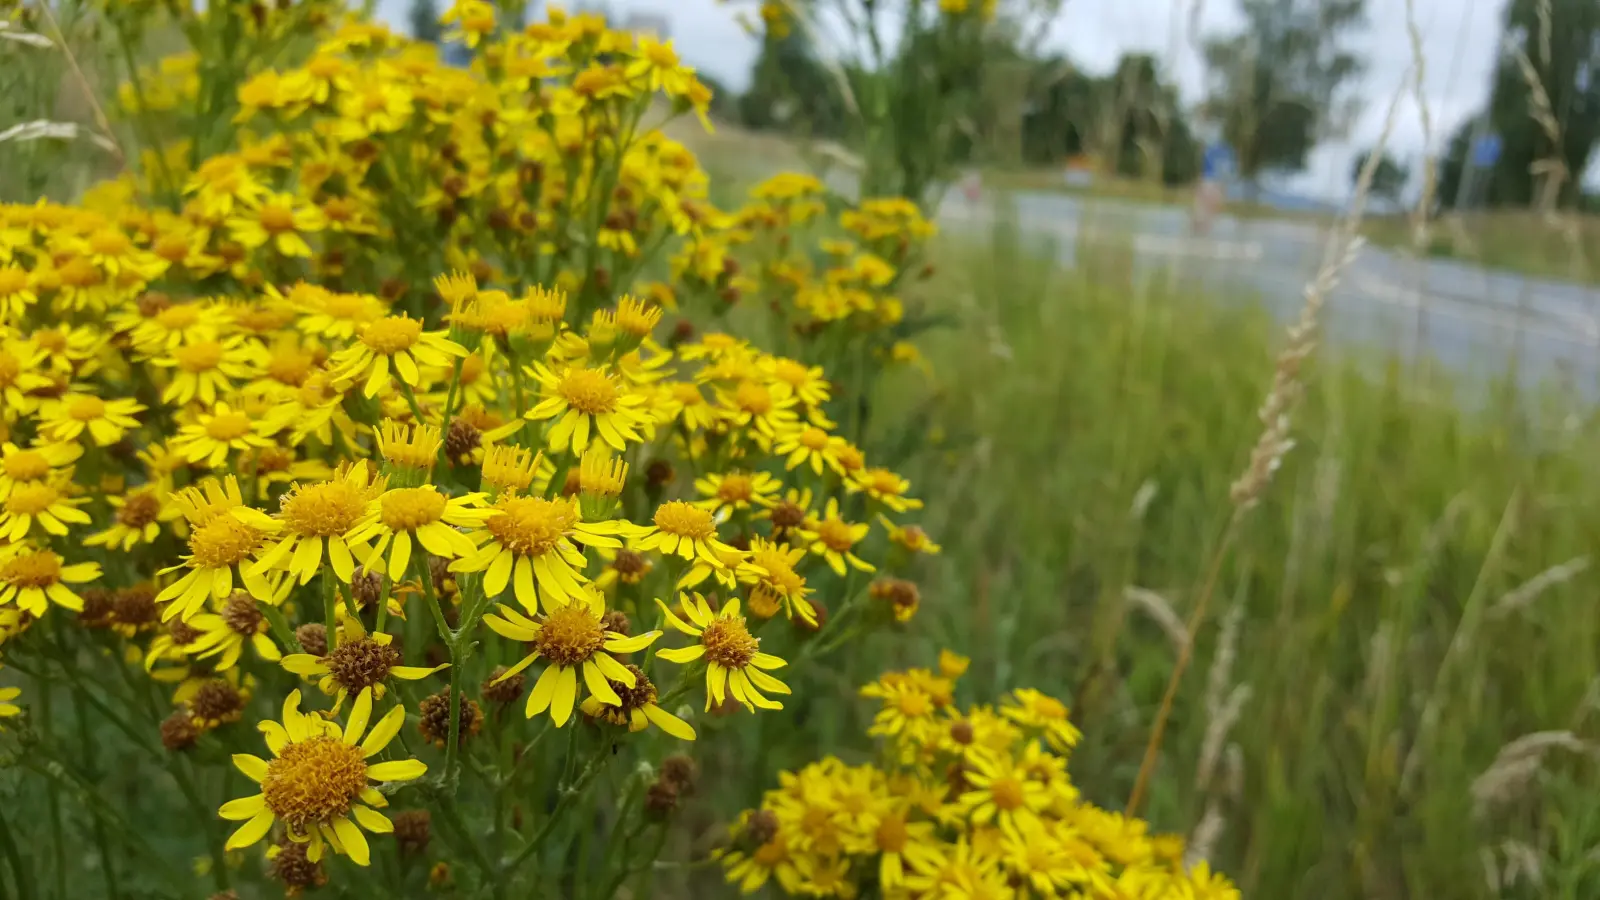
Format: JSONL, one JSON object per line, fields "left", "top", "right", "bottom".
{"left": 68, "top": 691, "right": 118, "bottom": 900}
{"left": 435, "top": 357, "right": 467, "bottom": 473}
{"left": 503, "top": 753, "right": 612, "bottom": 877}
{"left": 398, "top": 380, "right": 427, "bottom": 423}
{"left": 413, "top": 557, "right": 461, "bottom": 786}
{"left": 323, "top": 571, "right": 338, "bottom": 646}
{"left": 260, "top": 601, "right": 302, "bottom": 653}
{"left": 0, "top": 806, "right": 35, "bottom": 900}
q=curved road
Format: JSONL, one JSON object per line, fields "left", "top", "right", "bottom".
{"left": 940, "top": 191, "right": 1600, "bottom": 395}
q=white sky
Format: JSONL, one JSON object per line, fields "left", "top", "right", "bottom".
{"left": 374, "top": 0, "right": 1600, "bottom": 201}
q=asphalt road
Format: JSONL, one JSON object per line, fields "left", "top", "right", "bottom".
{"left": 939, "top": 190, "right": 1600, "bottom": 396}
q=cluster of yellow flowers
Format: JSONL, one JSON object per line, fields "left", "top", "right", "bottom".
{"left": 0, "top": 0, "right": 944, "bottom": 889}
{"left": 720, "top": 656, "right": 1241, "bottom": 898}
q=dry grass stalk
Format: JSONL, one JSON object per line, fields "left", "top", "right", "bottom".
{"left": 1402, "top": 0, "right": 1438, "bottom": 251}
{"left": 1195, "top": 683, "right": 1251, "bottom": 793}
{"left": 1184, "top": 803, "right": 1226, "bottom": 869}
{"left": 1123, "top": 587, "right": 1187, "bottom": 654}
{"left": 1488, "top": 557, "right": 1589, "bottom": 619}
{"left": 1125, "top": 80, "right": 1408, "bottom": 819}
{"left": 34, "top": 1, "right": 124, "bottom": 168}
{"left": 1470, "top": 730, "right": 1595, "bottom": 815}
{"left": 1203, "top": 602, "right": 1242, "bottom": 720}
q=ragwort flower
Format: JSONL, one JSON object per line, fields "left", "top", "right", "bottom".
{"left": 220, "top": 688, "right": 426, "bottom": 866}
{"left": 656, "top": 592, "right": 790, "bottom": 712}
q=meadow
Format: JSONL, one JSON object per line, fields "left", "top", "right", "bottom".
{"left": 0, "top": 1, "right": 1597, "bottom": 899}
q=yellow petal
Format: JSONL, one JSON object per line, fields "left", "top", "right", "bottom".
{"left": 367, "top": 759, "right": 428, "bottom": 782}
{"left": 233, "top": 754, "right": 269, "bottom": 782}
{"left": 218, "top": 794, "right": 267, "bottom": 821}
{"left": 582, "top": 660, "right": 621, "bottom": 706}
{"left": 332, "top": 816, "right": 371, "bottom": 866}
{"left": 225, "top": 810, "right": 275, "bottom": 850}
{"left": 344, "top": 687, "right": 373, "bottom": 745}
{"left": 643, "top": 704, "right": 697, "bottom": 741}
{"left": 351, "top": 804, "right": 394, "bottom": 834}
{"left": 526, "top": 664, "right": 559, "bottom": 717}
{"left": 360, "top": 705, "right": 406, "bottom": 758}
{"left": 552, "top": 665, "right": 578, "bottom": 726}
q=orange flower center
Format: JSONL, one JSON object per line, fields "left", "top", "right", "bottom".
{"left": 989, "top": 776, "right": 1025, "bottom": 811}
{"left": 715, "top": 474, "right": 754, "bottom": 503}
{"left": 88, "top": 229, "right": 131, "bottom": 257}
{"left": 484, "top": 495, "right": 577, "bottom": 557}
{"left": 734, "top": 381, "right": 772, "bottom": 415}
{"left": 205, "top": 411, "right": 255, "bottom": 441}
{"left": 156, "top": 303, "right": 202, "bottom": 330}
{"left": 875, "top": 814, "right": 909, "bottom": 853}
{"left": 700, "top": 615, "right": 758, "bottom": 669}
{"left": 258, "top": 204, "right": 298, "bottom": 234}
{"left": 279, "top": 479, "right": 373, "bottom": 537}
{"left": 815, "top": 518, "right": 856, "bottom": 552}
{"left": 172, "top": 340, "right": 225, "bottom": 373}
{"left": 0, "top": 268, "right": 28, "bottom": 295}
{"left": 6, "top": 482, "right": 61, "bottom": 516}
{"left": 532, "top": 605, "right": 606, "bottom": 667}
{"left": 2, "top": 450, "right": 51, "bottom": 482}
{"left": 797, "top": 427, "right": 830, "bottom": 451}
{"left": 379, "top": 487, "right": 447, "bottom": 531}
{"left": 188, "top": 516, "right": 265, "bottom": 568}
{"left": 556, "top": 368, "right": 620, "bottom": 415}
{"left": 360, "top": 317, "right": 422, "bottom": 354}
{"left": 66, "top": 395, "right": 107, "bottom": 421}
{"left": 652, "top": 501, "right": 715, "bottom": 541}
{"left": 0, "top": 548, "right": 62, "bottom": 587}
{"left": 261, "top": 735, "right": 368, "bottom": 831}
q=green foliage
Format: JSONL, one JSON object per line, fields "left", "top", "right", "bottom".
{"left": 409, "top": 0, "right": 443, "bottom": 43}
{"left": 1200, "top": 0, "right": 1366, "bottom": 183}
{"left": 1350, "top": 148, "right": 1409, "bottom": 204}
{"left": 1438, "top": 0, "right": 1600, "bottom": 209}
{"left": 891, "top": 207, "right": 1600, "bottom": 897}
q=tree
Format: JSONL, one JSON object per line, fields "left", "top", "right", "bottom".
{"left": 409, "top": 0, "right": 442, "bottom": 44}
{"left": 737, "top": 29, "right": 849, "bottom": 138}
{"left": 1484, "top": 0, "right": 1599, "bottom": 207}
{"left": 1350, "top": 148, "right": 1408, "bottom": 204}
{"left": 1200, "top": 0, "right": 1366, "bottom": 187}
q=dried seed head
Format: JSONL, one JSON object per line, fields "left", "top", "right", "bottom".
{"left": 743, "top": 809, "right": 779, "bottom": 847}
{"left": 949, "top": 719, "right": 975, "bottom": 746}
{"left": 417, "top": 690, "right": 482, "bottom": 749}
{"left": 644, "top": 780, "right": 679, "bottom": 819}
{"left": 77, "top": 588, "right": 115, "bottom": 629}
{"left": 660, "top": 755, "right": 698, "bottom": 794}
{"left": 161, "top": 709, "right": 199, "bottom": 751}
{"left": 295, "top": 623, "right": 328, "bottom": 658}
{"left": 350, "top": 567, "right": 384, "bottom": 609}
{"left": 269, "top": 840, "right": 328, "bottom": 893}
{"left": 220, "top": 591, "right": 264, "bottom": 636}
{"left": 167, "top": 618, "right": 202, "bottom": 647}
{"left": 445, "top": 419, "right": 481, "bottom": 464}
{"left": 645, "top": 459, "right": 674, "bottom": 487}
{"left": 324, "top": 636, "right": 401, "bottom": 694}
{"left": 189, "top": 679, "right": 247, "bottom": 728}
{"left": 112, "top": 584, "right": 159, "bottom": 631}
{"left": 482, "top": 666, "right": 525, "bottom": 704}
{"left": 601, "top": 609, "right": 630, "bottom": 637}
{"left": 392, "top": 809, "right": 432, "bottom": 857}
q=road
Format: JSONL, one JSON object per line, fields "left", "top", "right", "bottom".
{"left": 938, "top": 190, "right": 1600, "bottom": 396}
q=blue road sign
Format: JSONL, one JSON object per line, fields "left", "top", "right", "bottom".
{"left": 1202, "top": 142, "right": 1235, "bottom": 179}
{"left": 1471, "top": 134, "right": 1503, "bottom": 168}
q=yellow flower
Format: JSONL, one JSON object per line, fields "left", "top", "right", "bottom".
{"left": 289, "top": 284, "right": 388, "bottom": 341}
{"left": 1000, "top": 688, "right": 1082, "bottom": 753}
{"left": 760, "top": 356, "right": 831, "bottom": 408}
{"left": 219, "top": 688, "right": 426, "bottom": 866}
{"left": 772, "top": 424, "right": 847, "bottom": 476}
{"left": 693, "top": 470, "right": 780, "bottom": 517}
{"left": 0, "top": 677, "right": 20, "bottom": 718}
{"left": 185, "top": 590, "right": 284, "bottom": 670}
{"left": 172, "top": 402, "right": 277, "bottom": 469}
{"left": 577, "top": 662, "right": 696, "bottom": 739}
{"left": 329, "top": 315, "right": 467, "bottom": 399}
{"left": 626, "top": 36, "right": 696, "bottom": 96}
{"left": 848, "top": 467, "right": 923, "bottom": 513}
{"left": 656, "top": 592, "right": 791, "bottom": 711}
{"left": 524, "top": 361, "right": 655, "bottom": 454}
{"left": 881, "top": 514, "right": 942, "bottom": 555}
{"left": 451, "top": 493, "right": 634, "bottom": 612}
{"left": 738, "top": 537, "right": 814, "bottom": 624}
{"left": 153, "top": 335, "right": 265, "bottom": 406}
{"left": 251, "top": 463, "right": 386, "bottom": 585}
{"left": 122, "top": 299, "right": 229, "bottom": 357}
{"left": 0, "top": 440, "right": 80, "bottom": 500}
{"left": 631, "top": 500, "right": 747, "bottom": 589}
{"left": 347, "top": 485, "right": 489, "bottom": 581}
{"left": 280, "top": 617, "right": 445, "bottom": 711}
{"left": 227, "top": 192, "right": 327, "bottom": 258}
{"left": 38, "top": 393, "right": 145, "bottom": 446}
{"left": 796, "top": 498, "right": 875, "bottom": 576}
{"left": 0, "top": 476, "right": 89, "bottom": 542}
{"left": 0, "top": 543, "right": 101, "bottom": 616}
{"left": 479, "top": 443, "right": 547, "bottom": 495}
{"left": 441, "top": 0, "right": 496, "bottom": 47}
{"left": 0, "top": 339, "right": 53, "bottom": 414}
{"left": 85, "top": 487, "right": 171, "bottom": 550}
{"left": 156, "top": 476, "right": 283, "bottom": 620}
{"left": 0, "top": 263, "right": 37, "bottom": 319}
{"left": 483, "top": 592, "right": 661, "bottom": 726}
{"left": 959, "top": 747, "right": 1051, "bottom": 829}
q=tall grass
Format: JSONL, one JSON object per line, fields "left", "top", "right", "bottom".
{"left": 875, "top": 211, "right": 1600, "bottom": 897}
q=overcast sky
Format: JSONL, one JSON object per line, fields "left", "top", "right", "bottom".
{"left": 374, "top": 0, "right": 1599, "bottom": 201}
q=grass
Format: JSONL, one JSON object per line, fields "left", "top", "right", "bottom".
{"left": 853, "top": 209, "right": 1600, "bottom": 897}
{"left": 1364, "top": 211, "right": 1600, "bottom": 288}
